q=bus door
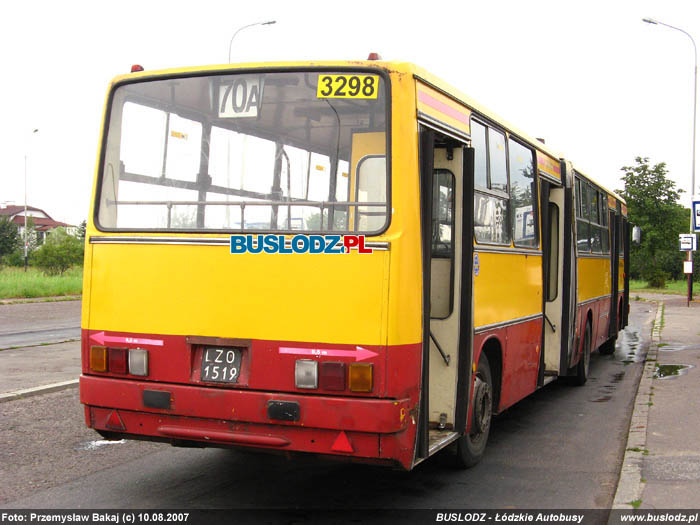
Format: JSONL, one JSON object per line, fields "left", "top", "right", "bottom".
{"left": 622, "top": 217, "right": 631, "bottom": 328}
{"left": 417, "top": 125, "right": 474, "bottom": 460}
{"left": 608, "top": 205, "right": 621, "bottom": 338}
{"left": 541, "top": 179, "right": 565, "bottom": 380}
{"left": 558, "top": 161, "right": 578, "bottom": 375}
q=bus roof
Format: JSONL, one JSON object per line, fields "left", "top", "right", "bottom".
{"left": 111, "top": 59, "right": 624, "bottom": 204}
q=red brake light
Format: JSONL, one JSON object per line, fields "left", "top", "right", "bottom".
{"left": 319, "top": 362, "right": 346, "bottom": 391}
{"left": 108, "top": 348, "right": 127, "bottom": 374}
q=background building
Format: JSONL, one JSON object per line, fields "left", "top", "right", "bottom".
{"left": 0, "top": 204, "right": 76, "bottom": 245}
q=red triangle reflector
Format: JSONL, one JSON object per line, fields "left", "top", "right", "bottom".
{"left": 331, "top": 431, "right": 353, "bottom": 453}
{"left": 106, "top": 410, "right": 125, "bottom": 431}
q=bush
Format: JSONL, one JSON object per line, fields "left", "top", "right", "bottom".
{"left": 2, "top": 248, "right": 26, "bottom": 267}
{"left": 0, "top": 217, "right": 20, "bottom": 262}
{"left": 645, "top": 269, "right": 669, "bottom": 289}
{"left": 32, "top": 228, "right": 84, "bottom": 276}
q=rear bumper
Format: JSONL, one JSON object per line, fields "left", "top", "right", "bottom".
{"left": 80, "top": 375, "right": 414, "bottom": 466}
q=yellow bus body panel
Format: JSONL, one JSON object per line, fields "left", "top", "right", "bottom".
{"left": 87, "top": 243, "right": 390, "bottom": 345}
{"left": 473, "top": 252, "right": 542, "bottom": 328}
{"left": 577, "top": 257, "right": 611, "bottom": 303}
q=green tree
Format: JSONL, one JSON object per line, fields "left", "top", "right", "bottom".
{"left": 32, "top": 227, "right": 84, "bottom": 275}
{"left": 23, "top": 216, "right": 39, "bottom": 252}
{"left": 618, "top": 157, "right": 689, "bottom": 286}
{"left": 77, "top": 220, "right": 87, "bottom": 241}
{"left": 0, "top": 216, "right": 20, "bottom": 261}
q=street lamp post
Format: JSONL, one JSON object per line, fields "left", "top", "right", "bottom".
{"left": 24, "top": 128, "right": 39, "bottom": 272}
{"left": 643, "top": 17, "right": 698, "bottom": 306}
{"left": 228, "top": 20, "right": 276, "bottom": 63}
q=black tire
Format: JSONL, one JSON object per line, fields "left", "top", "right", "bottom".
{"left": 572, "top": 321, "right": 591, "bottom": 386}
{"left": 455, "top": 354, "right": 493, "bottom": 468}
{"left": 599, "top": 337, "right": 616, "bottom": 355}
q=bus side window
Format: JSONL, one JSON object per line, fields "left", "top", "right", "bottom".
{"left": 474, "top": 193, "right": 510, "bottom": 244}
{"left": 470, "top": 118, "right": 510, "bottom": 246}
{"left": 508, "top": 139, "right": 537, "bottom": 248}
{"left": 356, "top": 156, "right": 387, "bottom": 231}
{"left": 600, "top": 192, "right": 610, "bottom": 254}
{"left": 589, "top": 186, "right": 602, "bottom": 253}
{"left": 576, "top": 177, "right": 590, "bottom": 253}
{"left": 488, "top": 129, "right": 508, "bottom": 192}
{"left": 471, "top": 121, "right": 488, "bottom": 188}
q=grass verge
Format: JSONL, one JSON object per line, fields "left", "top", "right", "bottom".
{"left": 630, "top": 279, "right": 696, "bottom": 295}
{"left": 0, "top": 266, "right": 82, "bottom": 299}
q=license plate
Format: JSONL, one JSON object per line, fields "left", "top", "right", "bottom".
{"left": 201, "top": 347, "right": 241, "bottom": 383}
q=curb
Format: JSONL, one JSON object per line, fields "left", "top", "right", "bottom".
{"left": 611, "top": 300, "right": 662, "bottom": 510}
{"left": 0, "top": 338, "right": 80, "bottom": 352}
{"left": 0, "top": 379, "right": 79, "bottom": 403}
{"left": 0, "top": 295, "right": 81, "bottom": 305}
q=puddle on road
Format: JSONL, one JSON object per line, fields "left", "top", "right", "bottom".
{"left": 657, "top": 342, "right": 700, "bottom": 353}
{"left": 614, "top": 327, "right": 646, "bottom": 365}
{"left": 653, "top": 363, "right": 695, "bottom": 380}
{"left": 589, "top": 371, "right": 627, "bottom": 403}
{"left": 74, "top": 439, "right": 127, "bottom": 451}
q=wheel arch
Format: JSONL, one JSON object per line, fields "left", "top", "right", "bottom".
{"left": 580, "top": 307, "right": 593, "bottom": 354}
{"left": 477, "top": 336, "right": 503, "bottom": 414}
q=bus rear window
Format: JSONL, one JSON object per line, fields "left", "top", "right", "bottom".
{"left": 97, "top": 71, "right": 389, "bottom": 234}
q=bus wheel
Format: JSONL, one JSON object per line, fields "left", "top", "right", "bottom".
{"left": 573, "top": 322, "right": 591, "bottom": 386}
{"left": 455, "top": 354, "right": 493, "bottom": 468}
{"left": 599, "top": 337, "right": 616, "bottom": 355}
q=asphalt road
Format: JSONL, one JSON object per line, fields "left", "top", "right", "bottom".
{"left": 0, "top": 301, "right": 655, "bottom": 512}
{"left": 0, "top": 300, "right": 81, "bottom": 349}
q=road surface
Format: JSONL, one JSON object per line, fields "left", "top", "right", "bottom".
{"left": 0, "top": 300, "right": 80, "bottom": 349}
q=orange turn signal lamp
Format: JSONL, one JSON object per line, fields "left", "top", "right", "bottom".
{"left": 348, "top": 363, "right": 373, "bottom": 392}
{"left": 89, "top": 346, "right": 108, "bottom": 372}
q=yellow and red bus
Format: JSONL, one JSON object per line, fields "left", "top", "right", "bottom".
{"left": 80, "top": 59, "right": 629, "bottom": 470}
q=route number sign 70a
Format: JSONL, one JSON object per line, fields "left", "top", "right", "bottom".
{"left": 218, "top": 76, "right": 264, "bottom": 118}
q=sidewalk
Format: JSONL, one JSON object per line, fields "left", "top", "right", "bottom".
{"left": 616, "top": 294, "right": 700, "bottom": 509}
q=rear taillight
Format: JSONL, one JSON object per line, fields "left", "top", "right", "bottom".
{"left": 128, "top": 348, "right": 149, "bottom": 376}
{"left": 319, "top": 362, "right": 346, "bottom": 391}
{"left": 295, "top": 359, "right": 318, "bottom": 389}
{"left": 89, "top": 346, "right": 108, "bottom": 372}
{"left": 295, "top": 359, "right": 372, "bottom": 393}
{"left": 349, "top": 363, "right": 373, "bottom": 392}
{"left": 90, "top": 345, "right": 148, "bottom": 376}
{"left": 108, "top": 348, "right": 127, "bottom": 374}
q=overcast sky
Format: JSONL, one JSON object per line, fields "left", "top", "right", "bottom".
{"left": 2, "top": 0, "right": 699, "bottom": 226}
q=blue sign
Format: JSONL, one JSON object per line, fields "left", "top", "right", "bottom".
{"left": 693, "top": 200, "right": 700, "bottom": 232}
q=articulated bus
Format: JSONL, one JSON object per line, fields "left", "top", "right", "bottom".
{"left": 80, "top": 59, "right": 630, "bottom": 470}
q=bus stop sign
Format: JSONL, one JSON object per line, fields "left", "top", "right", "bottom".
{"left": 693, "top": 200, "right": 700, "bottom": 232}
{"left": 679, "top": 233, "right": 697, "bottom": 251}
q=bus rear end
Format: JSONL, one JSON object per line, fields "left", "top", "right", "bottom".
{"left": 80, "top": 64, "right": 421, "bottom": 469}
